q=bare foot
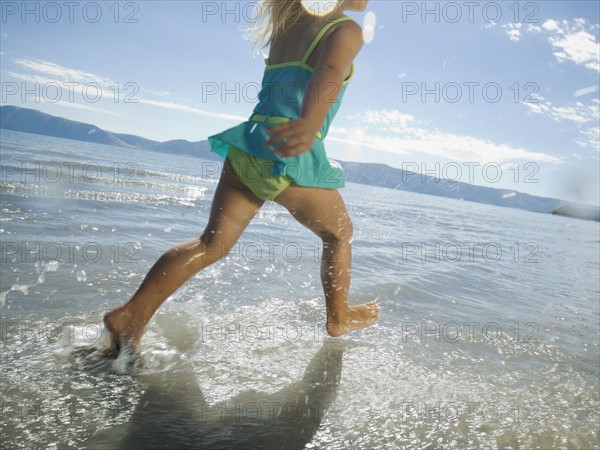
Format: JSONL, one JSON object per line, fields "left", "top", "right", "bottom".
{"left": 103, "top": 305, "right": 144, "bottom": 353}
{"left": 326, "top": 301, "right": 380, "bottom": 337}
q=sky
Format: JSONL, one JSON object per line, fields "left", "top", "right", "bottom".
{"left": 1, "top": 0, "right": 599, "bottom": 205}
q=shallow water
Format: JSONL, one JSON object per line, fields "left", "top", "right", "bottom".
{"left": 1, "top": 130, "right": 599, "bottom": 449}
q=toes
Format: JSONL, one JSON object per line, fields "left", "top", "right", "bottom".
{"left": 367, "top": 302, "right": 380, "bottom": 311}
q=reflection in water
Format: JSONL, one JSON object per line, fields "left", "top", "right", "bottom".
{"left": 85, "top": 341, "right": 345, "bottom": 449}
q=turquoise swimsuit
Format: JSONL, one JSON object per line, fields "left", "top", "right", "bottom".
{"left": 208, "top": 16, "right": 354, "bottom": 192}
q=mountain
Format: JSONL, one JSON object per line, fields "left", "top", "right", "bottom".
{"left": 0, "top": 105, "right": 131, "bottom": 147}
{"left": 1, "top": 105, "right": 598, "bottom": 220}
{"left": 0, "top": 105, "right": 221, "bottom": 161}
{"left": 339, "top": 161, "right": 562, "bottom": 213}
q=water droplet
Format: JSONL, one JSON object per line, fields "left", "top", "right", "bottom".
{"left": 11, "top": 284, "right": 28, "bottom": 295}
{"left": 76, "top": 270, "right": 87, "bottom": 282}
{"left": 46, "top": 261, "right": 60, "bottom": 272}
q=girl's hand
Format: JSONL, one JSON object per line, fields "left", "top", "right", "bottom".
{"left": 266, "top": 118, "right": 320, "bottom": 157}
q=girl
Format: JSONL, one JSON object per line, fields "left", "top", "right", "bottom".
{"left": 104, "top": 0, "right": 380, "bottom": 353}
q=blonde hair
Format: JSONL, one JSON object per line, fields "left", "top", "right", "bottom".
{"left": 249, "top": 0, "right": 306, "bottom": 49}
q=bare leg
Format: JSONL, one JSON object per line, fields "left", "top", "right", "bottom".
{"left": 274, "top": 185, "right": 379, "bottom": 337}
{"left": 104, "top": 160, "right": 264, "bottom": 351}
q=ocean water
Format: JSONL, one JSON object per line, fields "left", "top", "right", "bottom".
{"left": 1, "top": 129, "right": 598, "bottom": 450}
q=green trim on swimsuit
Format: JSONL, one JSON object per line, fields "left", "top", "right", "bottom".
{"left": 264, "top": 16, "right": 355, "bottom": 84}
{"left": 265, "top": 61, "right": 314, "bottom": 71}
{"left": 300, "top": 17, "right": 350, "bottom": 64}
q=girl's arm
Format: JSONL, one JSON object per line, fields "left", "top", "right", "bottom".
{"left": 266, "top": 20, "right": 364, "bottom": 157}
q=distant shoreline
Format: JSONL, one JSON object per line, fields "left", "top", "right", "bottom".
{"left": 1, "top": 105, "right": 598, "bottom": 222}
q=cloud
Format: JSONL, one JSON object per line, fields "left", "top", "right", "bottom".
{"left": 5, "top": 57, "right": 247, "bottom": 122}
{"left": 362, "top": 109, "right": 416, "bottom": 130}
{"left": 53, "top": 101, "right": 123, "bottom": 116}
{"left": 524, "top": 97, "right": 600, "bottom": 151}
{"left": 4, "top": 70, "right": 116, "bottom": 104}
{"left": 573, "top": 85, "right": 599, "bottom": 97}
{"left": 13, "top": 58, "right": 111, "bottom": 85}
{"left": 575, "top": 125, "right": 600, "bottom": 152}
{"left": 136, "top": 99, "right": 245, "bottom": 121}
{"left": 503, "top": 18, "right": 600, "bottom": 73}
{"left": 330, "top": 109, "right": 560, "bottom": 164}
{"left": 549, "top": 29, "right": 600, "bottom": 72}
{"left": 503, "top": 23, "right": 522, "bottom": 42}
{"left": 523, "top": 96, "right": 599, "bottom": 124}
{"left": 6, "top": 58, "right": 127, "bottom": 106}
{"left": 497, "top": 18, "right": 600, "bottom": 153}
{"left": 542, "top": 19, "right": 560, "bottom": 33}
{"left": 140, "top": 88, "right": 172, "bottom": 97}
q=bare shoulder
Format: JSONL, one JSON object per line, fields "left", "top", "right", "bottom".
{"left": 304, "top": 15, "right": 365, "bottom": 68}
{"left": 326, "top": 17, "right": 364, "bottom": 51}
{"left": 337, "top": 17, "right": 363, "bottom": 33}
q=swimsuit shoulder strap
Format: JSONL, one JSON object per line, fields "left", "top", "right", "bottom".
{"left": 301, "top": 16, "right": 354, "bottom": 64}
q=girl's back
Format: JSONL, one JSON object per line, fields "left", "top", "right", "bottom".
{"left": 268, "top": 15, "right": 345, "bottom": 67}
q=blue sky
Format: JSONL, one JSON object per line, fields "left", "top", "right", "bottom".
{"left": 1, "top": 1, "right": 599, "bottom": 205}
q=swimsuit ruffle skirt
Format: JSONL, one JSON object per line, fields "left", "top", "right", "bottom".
{"left": 208, "top": 16, "right": 354, "bottom": 193}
